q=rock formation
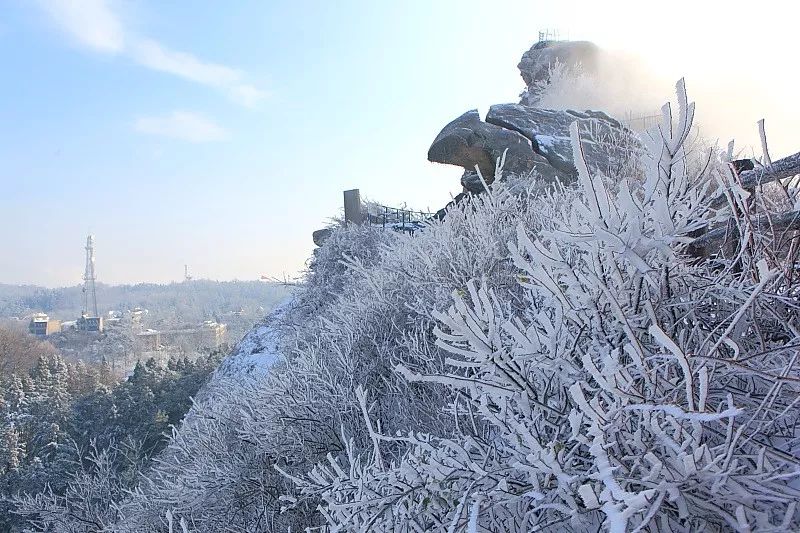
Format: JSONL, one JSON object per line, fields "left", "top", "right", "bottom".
{"left": 427, "top": 109, "right": 562, "bottom": 193}
{"left": 427, "top": 39, "right": 637, "bottom": 193}
{"left": 316, "top": 40, "right": 637, "bottom": 245}
{"left": 518, "top": 40, "right": 600, "bottom": 106}
{"left": 312, "top": 228, "right": 333, "bottom": 247}
{"left": 486, "top": 105, "right": 636, "bottom": 177}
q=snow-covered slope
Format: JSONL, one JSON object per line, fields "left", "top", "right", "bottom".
{"left": 110, "top": 86, "right": 800, "bottom": 531}
{"left": 214, "top": 298, "right": 293, "bottom": 378}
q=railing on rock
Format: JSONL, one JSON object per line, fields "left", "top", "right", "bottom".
{"left": 366, "top": 203, "right": 431, "bottom": 233}
{"left": 538, "top": 29, "right": 566, "bottom": 42}
{"left": 343, "top": 189, "right": 430, "bottom": 235}
{"left": 621, "top": 111, "right": 663, "bottom": 132}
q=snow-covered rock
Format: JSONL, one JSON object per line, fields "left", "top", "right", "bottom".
{"left": 214, "top": 298, "right": 292, "bottom": 378}
{"left": 312, "top": 228, "right": 332, "bottom": 247}
{"left": 518, "top": 40, "right": 600, "bottom": 105}
{"left": 427, "top": 40, "right": 636, "bottom": 192}
{"left": 486, "top": 104, "right": 637, "bottom": 178}
{"left": 427, "top": 109, "right": 544, "bottom": 182}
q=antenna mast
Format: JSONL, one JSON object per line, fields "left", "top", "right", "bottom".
{"left": 184, "top": 264, "right": 192, "bottom": 282}
{"left": 82, "top": 235, "right": 98, "bottom": 317}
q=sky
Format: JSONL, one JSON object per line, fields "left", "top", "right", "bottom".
{"left": 0, "top": 0, "right": 797, "bottom": 287}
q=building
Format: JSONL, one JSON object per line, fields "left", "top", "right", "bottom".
{"left": 126, "top": 307, "right": 146, "bottom": 331}
{"left": 158, "top": 321, "right": 228, "bottom": 351}
{"left": 28, "top": 313, "right": 61, "bottom": 336}
{"left": 202, "top": 321, "right": 228, "bottom": 348}
{"left": 135, "top": 330, "right": 161, "bottom": 351}
{"left": 133, "top": 321, "right": 227, "bottom": 354}
{"left": 77, "top": 314, "right": 104, "bottom": 333}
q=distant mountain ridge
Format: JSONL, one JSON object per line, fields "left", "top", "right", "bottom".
{"left": 0, "top": 280, "right": 292, "bottom": 323}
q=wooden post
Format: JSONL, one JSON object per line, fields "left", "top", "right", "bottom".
{"left": 343, "top": 189, "right": 363, "bottom": 226}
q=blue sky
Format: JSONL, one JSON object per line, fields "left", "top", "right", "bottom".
{"left": 1, "top": 0, "right": 796, "bottom": 286}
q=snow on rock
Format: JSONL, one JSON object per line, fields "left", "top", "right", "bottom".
{"left": 427, "top": 40, "right": 643, "bottom": 193}
{"left": 486, "top": 104, "right": 638, "bottom": 178}
{"left": 215, "top": 297, "right": 293, "bottom": 378}
{"left": 427, "top": 108, "right": 544, "bottom": 182}
{"left": 517, "top": 40, "right": 600, "bottom": 105}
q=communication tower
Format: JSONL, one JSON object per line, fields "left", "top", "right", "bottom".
{"left": 82, "top": 235, "right": 98, "bottom": 317}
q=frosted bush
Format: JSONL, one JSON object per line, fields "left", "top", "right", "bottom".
{"left": 525, "top": 60, "right": 601, "bottom": 110}
{"left": 525, "top": 57, "right": 664, "bottom": 126}
{"left": 89, "top": 81, "right": 800, "bottom": 532}
{"left": 284, "top": 82, "right": 800, "bottom": 532}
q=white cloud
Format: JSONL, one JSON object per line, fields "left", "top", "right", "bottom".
{"left": 38, "top": 0, "right": 125, "bottom": 53}
{"left": 130, "top": 39, "right": 240, "bottom": 86}
{"left": 36, "top": 0, "right": 265, "bottom": 107}
{"left": 134, "top": 111, "right": 229, "bottom": 143}
{"left": 130, "top": 39, "right": 267, "bottom": 107}
{"left": 228, "top": 83, "right": 269, "bottom": 108}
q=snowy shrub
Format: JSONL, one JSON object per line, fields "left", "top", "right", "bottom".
{"left": 12, "top": 444, "right": 134, "bottom": 532}
{"left": 103, "top": 81, "right": 800, "bottom": 532}
{"left": 280, "top": 82, "right": 800, "bottom": 532}
{"left": 525, "top": 60, "right": 599, "bottom": 110}
{"left": 525, "top": 58, "right": 663, "bottom": 127}
{"left": 110, "top": 173, "right": 560, "bottom": 532}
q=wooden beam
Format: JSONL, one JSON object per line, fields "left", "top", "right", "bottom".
{"left": 711, "top": 151, "right": 800, "bottom": 208}
{"left": 739, "top": 151, "right": 800, "bottom": 190}
{"left": 686, "top": 209, "right": 800, "bottom": 258}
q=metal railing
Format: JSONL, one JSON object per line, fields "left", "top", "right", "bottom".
{"left": 621, "top": 111, "right": 663, "bottom": 132}
{"left": 365, "top": 203, "right": 431, "bottom": 234}
{"left": 538, "top": 29, "right": 566, "bottom": 42}
{"left": 342, "top": 189, "right": 431, "bottom": 235}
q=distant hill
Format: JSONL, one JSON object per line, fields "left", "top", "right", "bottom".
{"left": 0, "top": 280, "right": 294, "bottom": 325}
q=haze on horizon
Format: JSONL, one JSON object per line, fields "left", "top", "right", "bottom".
{"left": 1, "top": 0, "right": 796, "bottom": 288}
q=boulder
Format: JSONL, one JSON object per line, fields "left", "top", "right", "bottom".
{"left": 486, "top": 104, "right": 637, "bottom": 179}
{"left": 312, "top": 228, "right": 332, "bottom": 247}
{"left": 427, "top": 40, "right": 637, "bottom": 195}
{"left": 427, "top": 109, "right": 541, "bottom": 181}
{"left": 518, "top": 40, "right": 600, "bottom": 105}
{"left": 459, "top": 171, "right": 486, "bottom": 194}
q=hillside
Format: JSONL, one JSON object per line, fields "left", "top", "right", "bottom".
{"left": 8, "top": 40, "right": 800, "bottom": 532}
